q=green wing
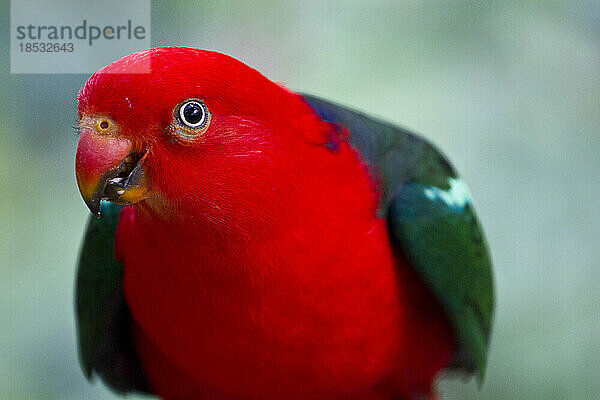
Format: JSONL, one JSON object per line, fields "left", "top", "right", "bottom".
{"left": 76, "top": 202, "right": 150, "bottom": 394}
{"left": 302, "top": 94, "right": 494, "bottom": 381}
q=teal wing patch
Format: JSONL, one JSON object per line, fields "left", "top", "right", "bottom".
{"left": 76, "top": 202, "right": 150, "bottom": 394}
{"left": 302, "top": 93, "right": 494, "bottom": 380}
{"left": 388, "top": 180, "right": 494, "bottom": 380}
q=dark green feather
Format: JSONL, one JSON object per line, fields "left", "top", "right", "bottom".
{"left": 302, "top": 93, "right": 494, "bottom": 381}
{"left": 75, "top": 202, "right": 150, "bottom": 394}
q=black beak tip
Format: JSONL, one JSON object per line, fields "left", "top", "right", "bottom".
{"left": 84, "top": 195, "right": 102, "bottom": 219}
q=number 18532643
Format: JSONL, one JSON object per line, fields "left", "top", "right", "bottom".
{"left": 19, "top": 42, "right": 74, "bottom": 52}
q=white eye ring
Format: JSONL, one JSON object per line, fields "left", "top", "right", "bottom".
{"left": 178, "top": 100, "right": 207, "bottom": 128}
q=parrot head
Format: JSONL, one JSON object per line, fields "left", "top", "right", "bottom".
{"left": 75, "top": 47, "right": 329, "bottom": 218}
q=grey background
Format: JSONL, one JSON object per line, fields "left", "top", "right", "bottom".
{"left": 1, "top": 1, "right": 598, "bottom": 399}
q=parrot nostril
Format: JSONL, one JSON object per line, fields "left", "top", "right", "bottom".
{"left": 94, "top": 118, "right": 113, "bottom": 133}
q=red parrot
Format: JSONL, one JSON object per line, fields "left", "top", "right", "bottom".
{"left": 74, "top": 47, "right": 494, "bottom": 400}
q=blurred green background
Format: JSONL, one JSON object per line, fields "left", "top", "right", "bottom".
{"left": 1, "top": 1, "right": 599, "bottom": 399}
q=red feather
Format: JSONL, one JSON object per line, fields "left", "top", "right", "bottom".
{"left": 79, "top": 47, "right": 453, "bottom": 399}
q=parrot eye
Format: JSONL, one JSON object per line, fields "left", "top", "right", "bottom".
{"left": 178, "top": 100, "right": 208, "bottom": 128}
{"left": 169, "top": 99, "right": 211, "bottom": 141}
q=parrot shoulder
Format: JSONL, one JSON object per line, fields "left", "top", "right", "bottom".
{"left": 75, "top": 202, "right": 151, "bottom": 394}
{"left": 301, "top": 93, "right": 494, "bottom": 381}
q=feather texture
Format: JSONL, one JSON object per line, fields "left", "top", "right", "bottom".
{"left": 75, "top": 47, "right": 493, "bottom": 400}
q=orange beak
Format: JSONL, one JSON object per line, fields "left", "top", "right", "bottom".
{"left": 75, "top": 128, "right": 149, "bottom": 217}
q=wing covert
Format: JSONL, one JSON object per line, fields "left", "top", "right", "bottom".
{"left": 302, "top": 93, "right": 494, "bottom": 380}
{"left": 76, "top": 202, "right": 150, "bottom": 394}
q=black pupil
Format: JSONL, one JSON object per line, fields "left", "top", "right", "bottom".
{"left": 183, "top": 102, "right": 203, "bottom": 125}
